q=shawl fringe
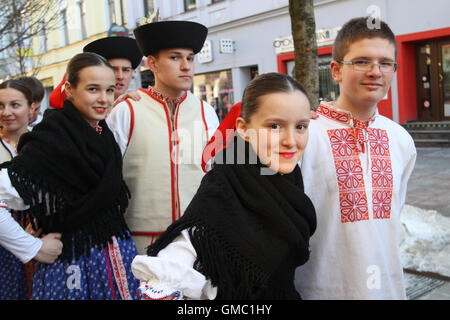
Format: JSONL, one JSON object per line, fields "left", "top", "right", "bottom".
{"left": 9, "top": 167, "right": 131, "bottom": 260}
{"left": 147, "top": 136, "right": 316, "bottom": 299}
{"left": 147, "top": 214, "right": 269, "bottom": 300}
{"left": 2, "top": 101, "right": 132, "bottom": 261}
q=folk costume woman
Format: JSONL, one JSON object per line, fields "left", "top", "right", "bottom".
{"left": 132, "top": 73, "right": 317, "bottom": 300}
{"left": 49, "top": 37, "right": 142, "bottom": 109}
{"left": 0, "top": 79, "right": 36, "bottom": 299}
{"left": 0, "top": 53, "right": 139, "bottom": 300}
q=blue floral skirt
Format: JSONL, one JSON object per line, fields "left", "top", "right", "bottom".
{"left": 0, "top": 245, "right": 28, "bottom": 300}
{"left": 31, "top": 233, "right": 139, "bottom": 300}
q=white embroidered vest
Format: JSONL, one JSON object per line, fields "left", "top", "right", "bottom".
{"left": 122, "top": 89, "right": 210, "bottom": 234}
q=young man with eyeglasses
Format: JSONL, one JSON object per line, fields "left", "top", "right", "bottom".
{"left": 294, "top": 17, "right": 416, "bottom": 299}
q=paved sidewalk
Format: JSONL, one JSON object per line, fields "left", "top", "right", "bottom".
{"left": 405, "top": 147, "right": 450, "bottom": 300}
{"left": 416, "top": 282, "right": 450, "bottom": 300}
{"left": 406, "top": 148, "right": 450, "bottom": 218}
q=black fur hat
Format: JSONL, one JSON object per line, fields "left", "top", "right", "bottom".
{"left": 83, "top": 37, "right": 143, "bottom": 69}
{"left": 133, "top": 21, "right": 208, "bottom": 56}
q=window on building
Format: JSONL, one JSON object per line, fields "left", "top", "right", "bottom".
{"left": 143, "top": 0, "right": 154, "bottom": 16}
{"left": 317, "top": 55, "right": 340, "bottom": 102}
{"left": 60, "top": 9, "right": 69, "bottom": 46}
{"left": 78, "top": 1, "right": 88, "bottom": 39}
{"left": 108, "top": 0, "right": 117, "bottom": 24}
{"left": 184, "top": 0, "right": 196, "bottom": 12}
{"left": 39, "top": 20, "right": 48, "bottom": 53}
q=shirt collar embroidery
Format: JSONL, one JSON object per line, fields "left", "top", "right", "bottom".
{"left": 146, "top": 86, "right": 186, "bottom": 120}
{"left": 317, "top": 101, "right": 377, "bottom": 127}
{"left": 317, "top": 101, "right": 378, "bottom": 153}
{"left": 147, "top": 86, "right": 185, "bottom": 106}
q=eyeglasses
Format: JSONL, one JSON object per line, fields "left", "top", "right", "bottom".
{"left": 338, "top": 60, "right": 399, "bottom": 73}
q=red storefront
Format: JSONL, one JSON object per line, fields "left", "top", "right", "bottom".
{"left": 276, "top": 27, "right": 450, "bottom": 124}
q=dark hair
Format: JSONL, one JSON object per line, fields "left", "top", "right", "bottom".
{"left": 241, "top": 72, "right": 310, "bottom": 122}
{"left": 66, "top": 52, "right": 114, "bottom": 88}
{"left": 17, "top": 76, "right": 45, "bottom": 103}
{"left": 332, "top": 17, "right": 398, "bottom": 62}
{"left": 0, "top": 79, "right": 34, "bottom": 106}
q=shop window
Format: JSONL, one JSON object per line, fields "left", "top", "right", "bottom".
{"left": 287, "top": 55, "right": 339, "bottom": 103}
{"left": 194, "top": 70, "right": 234, "bottom": 122}
{"left": 318, "top": 55, "right": 340, "bottom": 102}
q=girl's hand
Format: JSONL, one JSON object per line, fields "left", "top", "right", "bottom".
{"left": 34, "top": 233, "right": 63, "bottom": 264}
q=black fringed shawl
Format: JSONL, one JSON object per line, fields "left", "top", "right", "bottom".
{"left": 148, "top": 136, "right": 317, "bottom": 299}
{"left": 0, "top": 100, "right": 130, "bottom": 261}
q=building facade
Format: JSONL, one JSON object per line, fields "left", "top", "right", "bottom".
{"left": 20, "top": 0, "right": 155, "bottom": 111}
{"left": 5, "top": 0, "right": 448, "bottom": 124}
{"left": 153, "top": 0, "right": 450, "bottom": 124}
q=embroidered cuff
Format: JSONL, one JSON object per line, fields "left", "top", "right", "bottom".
{"left": 137, "top": 281, "right": 183, "bottom": 300}
{"left": 0, "top": 200, "right": 8, "bottom": 209}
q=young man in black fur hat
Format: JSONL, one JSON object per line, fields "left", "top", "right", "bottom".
{"left": 83, "top": 36, "right": 142, "bottom": 100}
{"left": 107, "top": 21, "right": 220, "bottom": 254}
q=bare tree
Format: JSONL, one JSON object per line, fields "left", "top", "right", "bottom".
{"left": 289, "top": 0, "right": 319, "bottom": 109}
{"left": 0, "top": 0, "right": 60, "bottom": 77}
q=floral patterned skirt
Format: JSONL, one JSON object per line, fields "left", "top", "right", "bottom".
{"left": 31, "top": 233, "right": 139, "bottom": 300}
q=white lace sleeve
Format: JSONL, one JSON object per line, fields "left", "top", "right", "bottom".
{"left": 131, "top": 229, "right": 218, "bottom": 300}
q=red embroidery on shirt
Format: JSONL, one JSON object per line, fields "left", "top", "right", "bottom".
{"left": 339, "top": 190, "right": 370, "bottom": 223}
{"left": 328, "top": 128, "right": 358, "bottom": 157}
{"left": 368, "top": 128, "right": 393, "bottom": 219}
{"left": 328, "top": 128, "right": 369, "bottom": 223}
{"left": 317, "top": 104, "right": 351, "bottom": 124}
{"left": 321, "top": 103, "right": 393, "bottom": 223}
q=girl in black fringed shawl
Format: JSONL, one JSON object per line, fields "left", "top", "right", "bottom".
{"left": 0, "top": 52, "right": 139, "bottom": 300}
{"left": 132, "top": 73, "right": 317, "bottom": 300}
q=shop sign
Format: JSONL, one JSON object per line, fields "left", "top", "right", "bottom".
{"left": 273, "top": 26, "right": 341, "bottom": 54}
{"left": 316, "top": 26, "right": 341, "bottom": 47}
{"left": 198, "top": 40, "right": 213, "bottom": 64}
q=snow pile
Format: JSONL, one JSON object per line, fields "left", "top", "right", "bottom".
{"left": 400, "top": 205, "right": 450, "bottom": 278}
